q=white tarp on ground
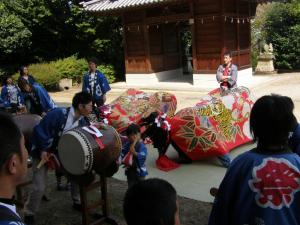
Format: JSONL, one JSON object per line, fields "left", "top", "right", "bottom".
{"left": 114, "top": 142, "right": 256, "bottom": 202}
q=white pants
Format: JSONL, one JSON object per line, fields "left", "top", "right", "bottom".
{"left": 24, "top": 158, "right": 80, "bottom": 216}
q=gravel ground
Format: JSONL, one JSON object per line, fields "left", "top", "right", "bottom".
{"left": 22, "top": 171, "right": 212, "bottom": 225}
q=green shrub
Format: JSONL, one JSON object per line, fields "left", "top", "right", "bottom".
{"left": 53, "top": 56, "right": 116, "bottom": 84}
{"left": 13, "top": 61, "right": 61, "bottom": 91}
{"left": 11, "top": 57, "right": 116, "bottom": 92}
{"left": 264, "top": 1, "right": 300, "bottom": 70}
{"left": 54, "top": 56, "right": 88, "bottom": 84}
{"left": 98, "top": 64, "right": 116, "bottom": 84}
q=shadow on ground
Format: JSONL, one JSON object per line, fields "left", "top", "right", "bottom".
{"left": 21, "top": 171, "right": 211, "bottom": 225}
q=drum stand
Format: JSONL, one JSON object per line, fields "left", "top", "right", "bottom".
{"left": 15, "top": 161, "right": 33, "bottom": 216}
{"left": 80, "top": 174, "right": 118, "bottom": 225}
{"left": 15, "top": 179, "right": 32, "bottom": 214}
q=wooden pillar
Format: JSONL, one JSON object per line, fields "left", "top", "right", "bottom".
{"left": 177, "top": 23, "right": 182, "bottom": 70}
{"left": 236, "top": 0, "right": 240, "bottom": 67}
{"left": 162, "top": 24, "right": 166, "bottom": 71}
{"left": 189, "top": 0, "right": 197, "bottom": 73}
{"left": 220, "top": 0, "right": 225, "bottom": 63}
{"left": 122, "top": 15, "right": 129, "bottom": 75}
{"left": 143, "top": 10, "right": 151, "bottom": 73}
{"left": 248, "top": 0, "right": 252, "bottom": 61}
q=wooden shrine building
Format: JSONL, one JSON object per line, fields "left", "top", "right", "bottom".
{"left": 83, "top": 0, "right": 275, "bottom": 85}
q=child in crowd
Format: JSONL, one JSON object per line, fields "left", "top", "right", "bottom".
{"left": 120, "top": 123, "right": 148, "bottom": 187}
{"left": 1, "top": 76, "right": 25, "bottom": 113}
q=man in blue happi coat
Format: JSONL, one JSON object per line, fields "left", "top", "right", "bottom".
{"left": 24, "top": 92, "right": 93, "bottom": 224}
{"left": 209, "top": 95, "right": 300, "bottom": 225}
{"left": 82, "top": 58, "right": 111, "bottom": 110}
{"left": 18, "top": 79, "right": 56, "bottom": 116}
{"left": 1, "top": 76, "right": 24, "bottom": 113}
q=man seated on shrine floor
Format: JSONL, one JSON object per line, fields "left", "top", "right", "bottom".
{"left": 216, "top": 52, "right": 237, "bottom": 92}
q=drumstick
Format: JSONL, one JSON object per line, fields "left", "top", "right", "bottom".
{"left": 37, "top": 152, "right": 52, "bottom": 169}
{"left": 37, "top": 159, "right": 46, "bottom": 169}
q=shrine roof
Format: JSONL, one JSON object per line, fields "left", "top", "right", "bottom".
{"left": 82, "top": 0, "right": 176, "bottom": 13}
{"left": 81, "top": 0, "right": 286, "bottom": 13}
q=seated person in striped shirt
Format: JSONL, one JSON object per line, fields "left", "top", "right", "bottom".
{"left": 216, "top": 52, "right": 238, "bottom": 92}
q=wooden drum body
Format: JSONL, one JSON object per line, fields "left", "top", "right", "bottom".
{"left": 58, "top": 125, "right": 122, "bottom": 177}
{"left": 13, "top": 114, "right": 42, "bottom": 149}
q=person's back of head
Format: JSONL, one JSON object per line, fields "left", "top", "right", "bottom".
{"left": 123, "top": 178, "right": 180, "bottom": 225}
{"left": 0, "top": 112, "right": 27, "bottom": 185}
{"left": 18, "top": 78, "right": 31, "bottom": 93}
{"left": 126, "top": 123, "right": 141, "bottom": 137}
{"left": 250, "top": 94, "right": 296, "bottom": 149}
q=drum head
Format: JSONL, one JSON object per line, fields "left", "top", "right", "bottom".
{"left": 58, "top": 130, "right": 93, "bottom": 175}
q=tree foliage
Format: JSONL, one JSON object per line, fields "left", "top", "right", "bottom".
{"left": 0, "top": 4, "right": 31, "bottom": 54}
{"left": 263, "top": 0, "right": 300, "bottom": 69}
{"left": 0, "top": 2, "right": 32, "bottom": 75}
{"left": 0, "top": 0, "right": 123, "bottom": 78}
